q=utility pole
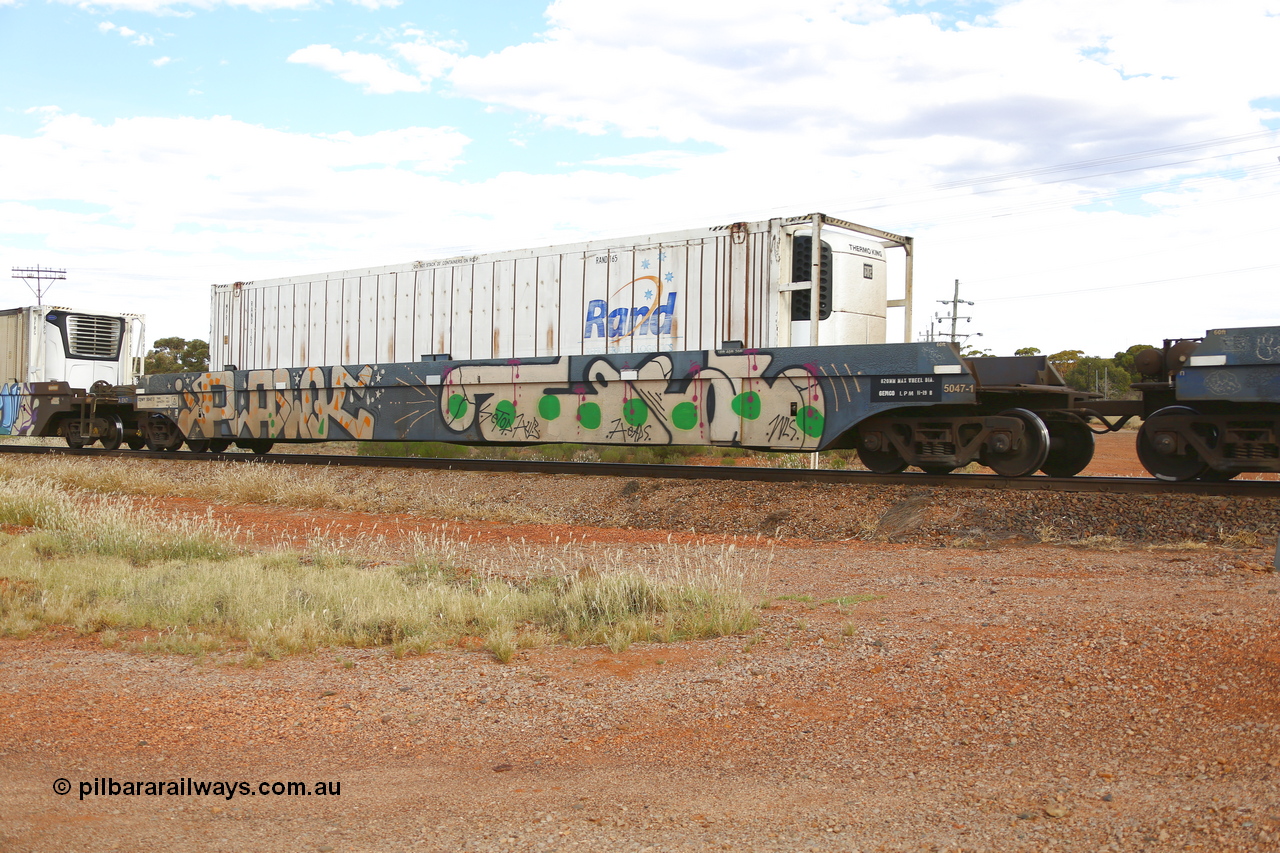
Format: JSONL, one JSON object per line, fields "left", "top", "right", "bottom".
{"left": 935, "top": 279, "right": 977, "bottom": 345}
{"left": 12, "top": 265, "right": 66, "bottom": 307}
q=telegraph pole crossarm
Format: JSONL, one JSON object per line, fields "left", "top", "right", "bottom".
{"left": 936, "top": 278, "right": 976, "bottom": 344}
{"left": 11, "top": 265, "right": 66, "bottom": 307}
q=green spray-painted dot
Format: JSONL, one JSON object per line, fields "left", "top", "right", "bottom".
{"left": 796, "top": 406, "right": 824, "bottom": 439}
{"left": 622, "top": 397, "right": 649, "bottom": 427}
{"left": 731, "top": 391, "right": 762, "bottom": 420}
{"left": 494, "top": 400, "right": 517, "bottom": 431}
{"left": 538, "top": 395, "right": 561, "bottom": 421}
{"left": 672, "top": 401, "right": 699, "bottom": 431}
{"left": 447, "top": 393, "right": 468, "bottom": 420}
{"left": 577, "top": 402, "right": 601, "bottom": 430}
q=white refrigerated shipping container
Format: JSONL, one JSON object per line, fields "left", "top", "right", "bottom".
{"left": 210, "top": 214, "right": 913, "bottom": 371}
{"left": 0, "top": 306, "right": 144, "bottom": 388}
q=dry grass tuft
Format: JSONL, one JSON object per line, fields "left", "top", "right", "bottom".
{"left": 0, "top": 477, "right": 767, "bottom": 660}
{"left": 0, "top": 456, "right": 555, "bottom": 525}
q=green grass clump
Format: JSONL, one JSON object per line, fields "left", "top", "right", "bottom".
{"left": 0, "top": 478, "right": 764, "bottom": 661}
{"left": 0, "top": 455, "right": 552, "bottom": 525}
{"left": 0, "top": 478, "right": 235, "bottom": 564}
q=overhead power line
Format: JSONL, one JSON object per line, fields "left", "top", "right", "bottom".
{"left": 981, "top": 263, "right": 1280, "bottom": 303}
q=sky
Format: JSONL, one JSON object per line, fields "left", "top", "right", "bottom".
{"left": 1, "top": 0, "right": 1278, "bottom": 359}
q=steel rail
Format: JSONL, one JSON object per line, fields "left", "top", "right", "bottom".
{"left": 2, "top": 443, "right": 1279, "bottom": 498}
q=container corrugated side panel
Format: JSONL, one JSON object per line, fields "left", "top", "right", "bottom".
{"left": 581, "top": 246, "right": 608, "bottom": 353}
{"left": 253, "top": 286, "right": 265, "bottom": 368}
{"left": 209, "top": 290, "right": 224, "bottom": 370}
{"left": 461, "top": 264, "right": 483, "bottom": 360}
{"left": 339, "top": 277, "right": 358, "bottom": 364}
{"left": 388, "top": 272, "right": 411, "bottom": 363}
{"left": 431, "top": 267, "right": 451, "bottom": 357}
{"left": 306, "top": 281, "right": 326, "bottom": 367}
{"left": 232, "top": 287, "right": 246, "bottom": 370}
{"left": 292, "top": 281, "right": 310, "bottom": 367}
{"left": 358, "top": 274, "right": 378, "bottom": 363}
{"left": 323, "top": 279, "right": 342, "bottom": 365}
{"left": 492, "top": 258, "right": 516, "bottom": 360}
{"left": 238, "top": 286, "right": 252, "bottom": 369}
{"left": 513, "top": 256, "right": 537, "bottom": 358}
{"left": 0, "top": 308, "right": 29, "bottom": 383}
{"left": 262, "top": 285, "right": 279, "bottom": 370}
{"left": 677, "top": 242, "right": 700, "bottom": 352}
{"left": 411, "top": 270, "right": 433, "bottom": 360}
{"left": 710, "top": 234, "right": 729, "bottom": 350}
{"left": 536, "top": 254, "right": 561, "bottom": 357}
{"left": 558, "top": 253, "right": 585, "bottom": 357}
{"left": 276, "top": 285, "right": 294, "bottom": 370}
{"left": 750, "top": 229, "right": 768, "bottom": 348}
{"left": 616, "top": 248, "right": 638, "bottom": 356}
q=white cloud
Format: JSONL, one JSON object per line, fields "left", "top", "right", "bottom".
{"left": 259, "top": 1, "right": 1280, "bottom": 353}
{"left": 153, "top": 56, "right": 172, "bottom": 66}
{"left": 98, "top": 19, "right": 157, "bottom": 47}
{"left": 440, "top": 0, "right": 1279, "bottom": 173}
{"left": 287, "top": 44, "right": 426, "bottom": 94}
{"left": 0, "top": 112, "right": 474, "bottom": 336}
{"left": 286, "top": 32, "right": 465, "bottom": 94}
{"left": 392, "top": 39, "right": 461, "bottom": 82}
{"left": 9, "top": 0, "right": 1279, "bottom": 357}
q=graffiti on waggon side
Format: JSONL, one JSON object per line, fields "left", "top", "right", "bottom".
{"left": 438, "top": 350, "right": 823, "bottom": 448}
{"left": 0, "top": 383, "right": 39, "bottom": 436}
{"left": 135, "top": 343, "right": 967, "bottom": 451}
{"left": 168, "top": 365, "right": 378, "bottom": 441}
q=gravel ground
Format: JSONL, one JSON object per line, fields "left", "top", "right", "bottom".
{"left": 1, "top": 436, "right": 1279, "bottom": 852}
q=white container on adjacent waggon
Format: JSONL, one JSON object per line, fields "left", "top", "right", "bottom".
{"left": 0, "top": 306, "right": 145, "bottom": 388}
{"left": 210, "top": 214, "right": 913, "bottom": 371}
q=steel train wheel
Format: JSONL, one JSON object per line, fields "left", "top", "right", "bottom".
{"left": 857, "top": 445, "right": 908, "bottom": 474}
{"left": 1136, "top": 406, "right": 1207, "bottom": 482}
{"left": 98, "top": 415, "right": 124, "bottom": 451}
{"left": 235, "top": 439, "right": 275, "bottom": 455}
{"left": 208, "top": 439, "right": 233, "bottom": 453}
{"left": 126, "top": 434, "right": 147, "bottom": 451}
{"left": 982, "top": 409, "right": 1050, "bottom": 478}
{"left": 1040, "top": 418, "right": 1095, "bottom": 478}
{"left": 186, "top": 439, "right": 211, "bottom": 453}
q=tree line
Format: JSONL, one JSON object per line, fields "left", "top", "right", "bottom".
{"left": 144, "top": 337, "right": 209, "bottom": 374}
{"left": 1013, "top": 344, "right": 1152, "bottom": 399}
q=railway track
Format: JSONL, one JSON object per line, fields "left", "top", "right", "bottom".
{"left": 3, "top": 443, "right": 1279, "bottom": 498}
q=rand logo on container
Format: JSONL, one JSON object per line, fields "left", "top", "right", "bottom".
{"left": 584, "top": 285, "right": 678, "bottom": 340}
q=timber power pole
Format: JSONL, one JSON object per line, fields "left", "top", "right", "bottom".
{"left": 12, "top": 265, "right": 66, "bottom": 307}
{"left": 936, "top": 278, "right": 978, "bottom": 345}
